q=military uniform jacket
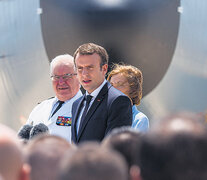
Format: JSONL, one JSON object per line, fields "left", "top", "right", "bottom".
{"left": 27, "top": 90, "right": 82, "bottom": 142}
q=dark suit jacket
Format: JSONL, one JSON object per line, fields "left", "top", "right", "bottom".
{"left": 71, "top": 81, "right": 132, "bottom": 143}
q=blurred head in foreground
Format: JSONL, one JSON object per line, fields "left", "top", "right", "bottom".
{"left": 0, "top": 123, "right": 30, "bottom": 180}
{"left": 25, "top": 134, "right": 75, "bottom": 180}
{"left": 58, "top": 142, "right": 128, "bottom": 180}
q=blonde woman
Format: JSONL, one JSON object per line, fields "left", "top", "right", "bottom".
{"left": 108, "top": 64, "right": 149, "bottom": 132}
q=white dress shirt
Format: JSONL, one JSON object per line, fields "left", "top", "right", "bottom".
{"left": 76, "top": 79, "right": 107, "bottom": 133}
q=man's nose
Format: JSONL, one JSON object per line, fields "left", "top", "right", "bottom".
{"left": 58, "top": 77, "right": 65, "bottom": 84}
{"left": 82, "top": 68, "right": 89, "bottom": 75}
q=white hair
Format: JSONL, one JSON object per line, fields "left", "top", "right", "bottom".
{"left": 50, "top": 54, "right": 75, "bottom": 75}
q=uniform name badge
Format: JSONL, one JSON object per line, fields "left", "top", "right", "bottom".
{"left": 56, "top": 116, "right": 72, "bottom": 126}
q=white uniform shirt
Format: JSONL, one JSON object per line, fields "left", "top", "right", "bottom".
{"left": 27, "top": 90, "right": 82, "bottom": 142}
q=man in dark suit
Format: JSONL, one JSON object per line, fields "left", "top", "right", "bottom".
{"left": 71, "top": 43, "right": 132, "bottom": 143}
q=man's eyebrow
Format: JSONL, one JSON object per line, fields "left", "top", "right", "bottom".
{"left": 87, "top": 65, "right": 94, "bottom": 67}
{"left": 77, "top": 64, "right": 94, "bottom": 67}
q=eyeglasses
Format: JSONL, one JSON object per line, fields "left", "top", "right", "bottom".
{"left": 51, "top": 73, "right": 77, "bottom": 81}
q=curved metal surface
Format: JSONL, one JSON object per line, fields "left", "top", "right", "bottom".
{"left": 0, "top": 0, "right": 53, "bottom": 129}
{"left": 140, "top": 0, "right": 207, "bottom": 122}
{"left": 40, "top": 0, "right": 180, "bottom": 96}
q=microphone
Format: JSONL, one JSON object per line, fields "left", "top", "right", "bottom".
{"left": 18, "top": 124, "right": 33, "bottom": 140}
{"left": 29, "top": 123, "right": 49, "bottom": 139}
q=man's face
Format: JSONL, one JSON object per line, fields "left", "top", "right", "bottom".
{"left": 75, "top": 53, "right": 108, "bottom": 94}
{"left": 51, "top": 61, "right": 80, "bottom": 101}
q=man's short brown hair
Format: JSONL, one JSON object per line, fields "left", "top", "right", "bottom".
{"left": 58, "top": 143, "right": 128, "bottom": 180}
{"left": 73, "top": 43, "right": 109, "bottom": 68}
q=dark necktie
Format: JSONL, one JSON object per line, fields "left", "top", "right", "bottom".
{"left": 79, "top": 95, "right": 92, "bottom": 131}
{"left": 51, "top": 100, "right": 64, "bottom": 117}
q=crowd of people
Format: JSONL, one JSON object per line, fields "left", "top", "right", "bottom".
{"left": 1, "top": 112, "right": 207, "bottom": 180}
{"left": 0, "top": 42, "right": 206, "bottom": 180}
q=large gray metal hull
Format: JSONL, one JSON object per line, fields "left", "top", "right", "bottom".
{"left": 0, "top": 0, "right": 53, "bottom": 129}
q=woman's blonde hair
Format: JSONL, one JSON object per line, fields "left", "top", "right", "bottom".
{"left": 107, "top": 64, "right": 143, "bottom": 105}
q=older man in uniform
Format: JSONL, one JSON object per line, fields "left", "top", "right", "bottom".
{"left": 27, "top": 54, "right": 82, "bottom": 142}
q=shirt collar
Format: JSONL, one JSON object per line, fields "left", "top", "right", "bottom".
{"left": 86, "top": 79, "right": 107, "bottom": 99}
{"left": 55, "top": 90, "right": 83, "bottom": 104}
{"left": 132, "top": 105, "right": 139, "bottom": 114}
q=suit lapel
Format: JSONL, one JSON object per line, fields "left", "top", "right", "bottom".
{"left": 73, "top": 95, "right": 85, "bottom": 142}
{"left": 77, "top": 82, "right": 111, "bottom": 141}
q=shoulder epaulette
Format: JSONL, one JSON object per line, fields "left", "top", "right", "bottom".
{"left": 48, "top": 96, "right": 55, "bottom": 100}
{"left": 37, "top": 97, "right": 55, "bottom": 104}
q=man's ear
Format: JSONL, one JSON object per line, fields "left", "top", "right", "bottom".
{"left": 19, "top": 163, "right": 31, "bottom": 180}
{"left": 102, "top": 64, "right": 108, "bottom": 75}
{"left": 129, "top": 165, "right": 142, "bottom": 180}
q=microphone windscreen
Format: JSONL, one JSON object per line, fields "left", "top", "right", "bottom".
{"left": 30, "top": 123, "right": 49, "bottom": 139}
{"left": 18, "top": 124, "right": 33, "bottom": 140}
